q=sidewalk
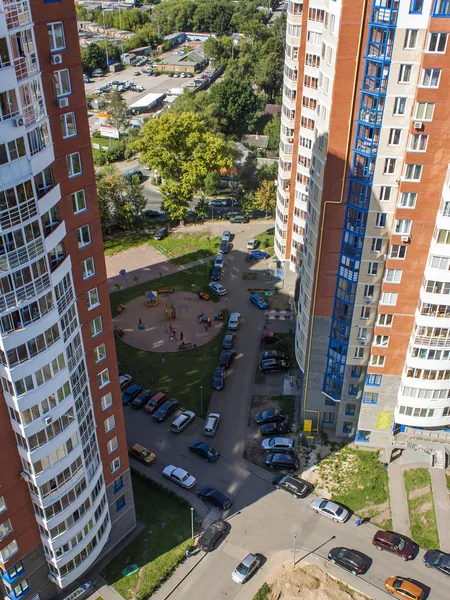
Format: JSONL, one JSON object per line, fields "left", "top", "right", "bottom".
{"left": 430, "top": 467, "right": 450, "bottom": 552}
{"left": 387, "top": 461, "right": 411, "bottom": 537}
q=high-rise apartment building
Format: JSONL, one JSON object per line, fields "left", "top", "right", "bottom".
{"left": 0, "top": 0, "right": 136, "bottom": 597}
{"left": 277, "top": 0, "right": 450, "bottom": 456}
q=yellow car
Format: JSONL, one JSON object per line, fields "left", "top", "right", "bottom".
{"left": 129, "top": 444, "right": 156, "bottom": 465}
{"left": 384, "top": 577, "right": 424, "bottom": 600}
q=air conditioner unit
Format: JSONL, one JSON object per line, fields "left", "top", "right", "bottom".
{"left": 287, "top": 137, "right": 294, "bottom": 143}
{"left": 44, "top": 416, "right": 52, "bottom": 426}
{"left": 58, "top": 97, "right": 69, "bottom": 109}
{"left": 13, "top": 116, "right": 24, "bottom": 127}
{"left": 365, "top": 298, "right": 373, "bottom": 304}
{"left": 414, "top": 121, "right": 423, "bottom": 130}
{"left": 401, "top": 235, "right": 411, "bottom": 243}
{"left": 51, "top": 53, "right": 63, "bottom": 65}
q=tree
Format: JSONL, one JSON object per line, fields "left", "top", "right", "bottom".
{"left": 203, "top": 172, "right": 220, "bottom": 196}
{"left": 132, "top": 112, "right": 232, "bottom": 223}
{"left": 209, "top": 73, "right": 260, "bottom": 136}
{"left": 204, "top": 36, "right": 233, "bottom": 68}
{"left": 254, "top": 179, "right": 276, "bottom": 217}
{"left": 194, "top": 197, "right": 210, "bottom": 221}
{"left": 103, "top": 90, "right": 130, "bottom": 133}
{"left": 264, "top": 114, "right": 281, "bottom": 150}
{"left": 240, "top": 192, "right": 257, "bottom": 215}
{"left": 257, "top": 161, "right": 278, "bottom": 184}
{"left": 96, "top": 166, "right": 145, "bottom": 232}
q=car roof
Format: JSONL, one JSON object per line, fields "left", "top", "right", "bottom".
{"left": 242, "top": 553, "right": 257, "bottom": 567}
{"left": 131, "top": 444, "right": 147, "bottom": 452}
{"left": 230, "top": 312, "right": 240, "bottom": 318}
{"left": 172, "top": 467, "right": 188, "bottom": 477}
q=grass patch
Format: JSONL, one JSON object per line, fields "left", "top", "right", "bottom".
{"left": 446, "top": 474, "right": 450, "bottom": 490}
{"left": 150, "top": 233, "right": 220, "bottom": 265}
{"left": 104, "top": 233, "right": 151, "bottom": 256}
{"left": 253, "top": 582, "right": 272, "bottom": 600}
{"left": 404, "top": 468, "right": 439, "bottom": 550}
{"left": 254, "top": 231, "right": 275, "bottom": 255}
{"left": 102, "top": 473, "right": 195, "bottom": 600}
{"left": 279, "top": 395, "right": 295, "bottom": 427}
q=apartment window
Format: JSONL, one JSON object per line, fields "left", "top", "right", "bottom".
{"left": 354, "top": 347, "right": 364, "bottom": 359}
{"left": 404, "top": 29, "right": 418, "bottom": 49}
{"left": 393, "top": 97, "right": 407, "bottom": 115}
{"left": 409, "top": 133, "right": 428, "bottom": 152}
{"left": 81, "top": 257, "right": 95, "bottom": 279}
{"left": 357, "top": 326, "right": 368, "bottom": 341}
{"left": 356, "top": 430, "right": 371, "bottom": 442}
{"left": 66, "top": 152, "right": 81, "bottom": 178}
{"left": 90, "top": 316, "right": 103, "bottom": 337}
{"left": 12, "top": 579, "right": 29, "bottom": 598}
{"left": 370, "top": 355, "right": 386, "bottom": 367}
{"left": 377, "top": 313, "right": 393, "bottom": 327}
{"left": 342, "top": 422, "right": 354, "bottom": 435}
{"left": 345, "top": 403, "right": 356, "bottom": 417}
{"left": 0, "top": 519, "right": 12, "bottom": 540}
{"left": 97, "top": 368, "right": 110, "bottom": 388}
{"left": 348, "top": 385, "right": 358, "bottom": 397}
{"left": 107, "top": 436, "right": 118, "bottom": 454}
{"left": 374, "top": 335, "right": 390, "bottom": 347}
{"left": 430, "top": 255, "right": 450, "bottom": 269}
{"left": 398, "top": 192, "right": 417, "bottom": 208}
{"left": 381, "top": 292, "right": 398, "bottom": 305}
{"left": 367, "top": 262, "right": 379, "bottom": 276}
{"left": 323, "top": 412, "right": 335, "bottom": 424}
{"left": 105, "top": 415, "right": 116, "bottom": 434}
{"left": 360, "top": 306, "right": 371, "bottom": 319}
{"left": 436, "top": 229, "right": 450, "bottom": 244}
{"left": 351, "top": 366, "right": 362, "bottom": 378}
{"left": 420, "top": 68, "right": 441, "bottom": 87}
{"left": 385, "top": 268, "right": 402, "bottom": 283}
{"left": 384, "top": 158, "right": 396, "bottom": 175}
{"left": 398, "top": 64, "right": 412, "bottom": 83}
{"left": 415, "top": 102, "right": 434, "bottom": 120}
{"left": 403, "top": 164, "right": 422, "bottom": 181}
{"left": 367, "top": 374, "right": 382, "bottom": 385}
{"left": 371, "top": 238, "right": 383, "bottom": 252}
{"left": 113, "top": 476, "right": 124, "bottom": 493}
{"left": 76, "top": 224, "right": 91, "bottom": 248}
{"left": 390, "top": 244, "right": 407, "bottom": 259}
{"left": 94, "top": 343, "right": 106, "bottom": 363}
{"left": 71, "top": 190, "right": 86, "bottom": 213}
{"left": 116, "top": 494, "right": 126, "bottom": 511}
{"left": 375, "top": 213, "right": 387, "bottom": 227}
{"left": 0, "top": 540, "right": 18, "bottom": 562}
{"left": 110, "top": 457, "right": 121, "bottom": 474}
{"left": 363, "top": 392, "right": 379, "bottom": 404}
{"left": 48, "top": 22, "right": 65, "bottom": 51}
{"left": 388, "top": 129, "right": 401, "bottom": 146}
{"left": 427, "top": 32, "right": 448, "bottom": 52}
{"left": 54, "top": 69, "right": 71, "bottom": 97}
{"left": 380, "top": 186, "right": 391, "bottom": 202}
{"left": 394, "top": 219, "right": 412, "bottom": 234}
{"left": 434, "top": 0, "right": 450, "bottom": 15}
{"left": 60, "top": 112, "right": 76, "bottom": 138}
{"left": 86, "top": 288, "right": 99, "bottom": 309}
{"left": 0, "top": 497, "right": 6, "bottom": 514}
{"left": 364, "top": 284, "right": 375, "bottom": 298}
{"left": 101, "top": 392, "right": 113, "bottom": 411}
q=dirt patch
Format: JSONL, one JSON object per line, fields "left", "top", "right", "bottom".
{"left": 248, "top": 288, "right": 291, "bottom": 310}
{"left": 412, "top": 501, "right": 433, "bottom": 515}
{"left": 408, "top": 486, "right": 430, "bottom": 501}
{"left": 264, "top": 562, "right": 372, "bottom": 600}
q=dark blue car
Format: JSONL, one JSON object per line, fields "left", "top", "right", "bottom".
{"left": 198, "top": 486, "right": 232, "bottom": 510}
{"left": 249, "top": 293, "right": 268, "bottom": 310}
{"left": 189, "top": 441, "right": 219, "bottom": 462}
{"left": 250, "top": 250, "right": 270, "bottom": 260}
{"left": 424, "top": 549, "right": 450, "bottom": 576}
{"left": 211, "top": 265, "right": 221, "bottom": 281}
{"left": 122, "top": 384, "right": 143, "bottom": 405}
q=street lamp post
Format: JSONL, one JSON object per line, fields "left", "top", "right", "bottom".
{"left": 293, "top": 534, "right": 297, "bottom": 566}
{"left": 200, "top": 386, "right": 203, "bottom": 416}
{"left": 190, "top": 507, "right": 194, "bottom": 539}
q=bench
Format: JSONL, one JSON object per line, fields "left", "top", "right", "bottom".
{"left": 198, "top": 291, "right": 210, "bottom": 301}
{"left": 179, "top": 341, "right": 192, "bottom": 350}
{"left": 115, "top": 304, "right": 125, "bottom": 316}
{"left": 158, "top": 287, "right": 175, "bottom": 295}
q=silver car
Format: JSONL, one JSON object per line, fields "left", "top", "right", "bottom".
{"left": 231, "top": 553, "right": 261, "bottom": 584}
{"left": 261, "top": 437, "right": 295, "bottom": 453}
{"left": 203, "top": 413, "right": 220, "bottom": 436}
{"left": 228, "top": 312, "right": 241, "bottom": 330}
{"left": 311, "top": 497, "right": 350, "bottom": 523}
{"left": 170, "top": 410, "right": 196, "bottom": 433}
{"left": 162, "top": 465, "right": 196, "bottom": 489}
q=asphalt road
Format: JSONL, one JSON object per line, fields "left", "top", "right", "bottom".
{"left": 123, "top": 228, "right": 449, "bottom": 600}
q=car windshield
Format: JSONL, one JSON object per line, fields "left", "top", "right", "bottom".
{"left": 395, "top": 538, "right": 405, "bottom": 551}
{"left": 181, "top": 472, "right": 191, "bottom": 482}
{"left": 335, "top": 507, "right": 343, "bottom": 516}
{"left": 263, "top": 411, "right": 273, "bottom": 419}
{"left": 140, "top": 449, "right": 151, "bottom": 458}
{"left": 392, "top": 579, "right": 403, "bottom": 589}
{"left": 236, "top": 563, "right": 249, "bottom": 576}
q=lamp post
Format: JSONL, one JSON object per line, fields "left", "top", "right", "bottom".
{"left": 190, "top": 507, "right": 194, "bottom": 539}
{"left": 293, "top": 534, "right": 297, "bottom": 566}
{"left": 200, "top": 386, "right": 203, "bottom": 416}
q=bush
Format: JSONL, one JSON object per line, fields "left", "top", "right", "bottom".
{"left": 253, "top": 583, "right": 272, "bottom": 600}
{"left": 92, "top": 140, "right": 126, "bottom": 165}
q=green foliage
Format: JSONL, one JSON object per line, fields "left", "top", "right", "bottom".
{"left": 254, "top": 179, "right": 276, "bottom": 216}
{"left": 203, "top": 172, "right": 220, "bottom": 196}
{"left": 240, "top": 192, "right": 256, "bottom": 215}
{"left": 124, "top": 23, "right": 159, "bottom": 52}
{"left": 204, "top": 36, "right": 233, "bottom": 67}
{"left": 253, "top": 583, "right": 272, "bottom": 600}
{"left": 92, "top": 140, "right": 126, "bottom": 166}
{"left": 80, "top": 42, "right": 120, "bottom": 74}
{"left": 102, "top": 90, "right": 130, "bottom": 132}
{"left": 264, "top": 114, "right": 281, "bottom": 150}
{"left": 194, "top": 197, "right": 210, "bottom": 221}
{"left": 209, "top": 72, "right": 260, "bottom": 136}
{"left": 257, "top": 161, "right": 278, "bottom": 183}
{"left": 404, "top": 469, "right": 439, "bottom": 550}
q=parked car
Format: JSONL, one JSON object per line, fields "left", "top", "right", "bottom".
{"left": 131, "top": 389, "right": 154, "bottom": 409}
{"left": 211, "top": 265, "right": 221, "bottom": 281}
{"left": 372, "top": 530, "right": 417, "bottom": 561}
{"left": 423, "top": 549, "right": 450, "bottom": 576}
{"left": 223, "top": 333, "right": 235, "bottom": 349}
{"left": 208, "top": 282, "right": 227, "bottom": 296}
{"left": 261, "top": 437, "right": 295, "bottom": 453}
{"left": 170, "top": 410, "right": 195, "bottom": 433}
{"left": 311, "top": 498, "right": 350, "bottom": 523}
{"left": 219, "top": 349, "right": 236, "bottom": 368}
{"left": 209, "top": 198, "right": 227, "bottom": 206}
{"left": 212, "top": 367, "right": 225, "bottom": 390}
{"left": 328, "top": 547, "right": 368, "bottom": 575}
{"left": 189, "top": 440, "right": 219, "bottom": 462}
{"left": 203, "top": 412, "right": 220, "bottom": 436}
{"left": 260, "top": 422, "right": 290, "bottom": 436}
{"left": 119, "top": 373, "right": 132, "bottom": 389}
{"left": 228, "top": 312, "right": 241, "bottom": 330}
{"left": 229, "top": 215, "right": 249, "bottom": 224}
{"left": 153, "top": 398, "right": 180, "bottom": 422}
{"left": 249, "top": 294, "right": 268, "bottom": 310}
{"left": 219, "top": 240, "right": 229, "bottom": 254}
{"left": 231, "top": 553, "right": 261, "bottom": 584}
{"left": 250, "top": 250, "right": 270, "bottom": 260}
{"left": 272, "top": 474, "right": 312, "bottom": 498}
{"left": 247, "top": 239, "right": 259, "bottom": 249}
{"left": 384, "top": 577, "right": 425, "bottom": 600}
{"left": 260, "top": 331, "right": 280, "bottom": 344}
{"left": 144, "top": 392, "right": 166, "bottom": 414}
{"left": 266, "top": 227, "right": 275, "bottom": 235}
{"left": 154, "top": 227, "right": 168, "bottom": 240}
{"left": 198, "top": 520, "right": 227, "bottom": 552}
{"left": 261, "top": 350, "right": 288, "bottom": 361}
{"left": 162, "top": 465, "right": 196, "bottom": 489}
{"left": 122, "top": 169, "right": 144, "bottom": 182}
{"left": 198, "top": 487, "right": 232, "bottom": 510}
{"left": 266, "top": 453, "right": 298, "bottom": 471}
{"left": 141, "top": 209, "right": 160, "bottom": 219}
{"left": 83, "top": 74, "right": 90, "bottom": 83}
{"left": 122, "top": 384, "right": 143, "bottom": 405}
{"left": 222, "top": 230, "right": 231, "bottom": 242}
{"left": 214, "top": 255, "right": 224, "bottom": 268}
{"left": 133, "top": 70, "right": 141, "bottom": 75}
{"left": 128, "top": 443, "right": 156, "bottom": 465}
{"left": 255, "top": 409, "right": 285, "bottom": 425}
{"left": 260, "top": 358, "right": 290, "bottom": 373}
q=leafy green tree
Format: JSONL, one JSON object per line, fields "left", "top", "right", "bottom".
{"left": 170, "top": 90, "right": 219, "bottom": 132}
{"left": 81, "top": 42, "right": 120, "bottom": 74}
{"left": 132, "top": 112, "right": 232, "bottom": 223}
{"left": 255, "top": 50, "right": 283, "bottom": 101}
{"left": 240, "top": 192, "right": 257, "bottom": 215}
{"left": 204, "top": 36, "right": 233, "bottom": 68}
{"left": 209, "top": 73, "right": 260, "bottom": 136}
{"left": 203, "top": 172, "right": 220, "bottom": 196}
{"left": 96, "top": 166, "right": 146, "bottom": 232}
{"left": 254, "top": 179, "right": 276, "bottom": 217}
{"left": 257, "top": 161, "right": 278, "bottom": 183}
{"left": 103, "top": 90, "right": 130, "bottom": 133}
{"left": 264, "top": 114, "right": 281, "bottom": 149}
{"left": 194, "top": 197, "right": 210, "bottom": 221}
{"left": 124, "top": 23, "right": 159, "bottom": 51}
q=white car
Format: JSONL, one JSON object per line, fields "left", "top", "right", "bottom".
{"left": 208, "top": 282, "right": 227, "bottom": 296}
{"left": 119, "top": 374, "right": 132, "bottom": 390}
{"left": 162, "top": 465, "right": 197, "bottom": 489}
{"left": 203, "top": 413, "right": 220, "bottom": 436}
{"left": 221, "top": 230, "right": 231, "bottom": 242}
{"left": 170, "top": 410, "right": 196, "bottom": 433}
{"left": 214, "top": 255, "right": 224, "bottom": 268}
{"left": 228, "top": 312, "right": 241, "bottom": 330}
{"left": 231, "top": 553, "right": 261, "bottom": 584}
{"left": 261, "top": 437, "right": 295, "bottom": 453}
{"left": 310, "top": 497, "right": 350, "bottom": 522}
{"left": 247, "top": 239, "right": 259, "bottom": 250}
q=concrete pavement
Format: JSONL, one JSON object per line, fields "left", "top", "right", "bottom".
{"left": 430, "top": 467, "right": 450, "bottom": 552}
{"left": 387, "top": 461, "right": 411, "bottom": 537}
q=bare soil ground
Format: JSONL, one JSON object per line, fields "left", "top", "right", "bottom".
{"left": 263, "top": 562, "right": 372, "bottom": 600}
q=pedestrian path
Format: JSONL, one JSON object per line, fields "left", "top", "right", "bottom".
{"left": 430, "top": 467, "right": 450, "bottom": 552}
{"left": 387, "top": 461, "right": 411, "bottom": 537}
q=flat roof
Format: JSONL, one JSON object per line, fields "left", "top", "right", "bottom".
{"left": 129, "top": 92, "right": 166, "bottom": 109}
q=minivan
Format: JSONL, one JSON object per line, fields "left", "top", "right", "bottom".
{"left": 154, "top": 227, "right": 168, "bottom": 240}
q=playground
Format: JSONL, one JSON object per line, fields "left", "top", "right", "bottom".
{"left": 112, "top": 290, "right": 225, "bottom": 353}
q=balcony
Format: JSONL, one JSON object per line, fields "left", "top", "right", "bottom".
{"left": 0, "top": 238, "right": 45, "bottom": 273}
{"left": 0, "top": 273, "right": 51, "bottom": 313}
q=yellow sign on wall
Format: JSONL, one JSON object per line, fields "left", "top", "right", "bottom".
{"left": 376, "top": 412, "right": 391, "bottom": 430}
{"left": 304, "top": 419, "right": 312, "bottom": 433}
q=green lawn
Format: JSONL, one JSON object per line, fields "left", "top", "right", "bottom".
{"left": 404, "top": 468, "right": 440, "bottom": 550}
{"left": 254, "top": 231, "right": 275, "bottom": 256}
{"left": 102, "top": 473, "right": 195, "bottom": 600}
{"left": 104, "top": 233, "right": 151, "bottom": 256}
{"left": 279, "top": 395, "right": 295, "bottom": 427}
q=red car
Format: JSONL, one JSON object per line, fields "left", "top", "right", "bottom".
{"left": 144, "top": 392, "right": 166, "bottom": 414}
{"left": 372, "top": 530, "right": 417, "bottom": 561}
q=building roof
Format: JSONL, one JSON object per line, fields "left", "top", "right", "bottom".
{"left": 242, "top": 134, "right": 269, "bottom": 149}
{"left": 129, "top": 92, "right": 166, "bottom": 110}
{"left": 160, "top": 43, "right": 206, "bottom": 67}
{"left": 265, "top": 103, "right": 282, "bottom": 115}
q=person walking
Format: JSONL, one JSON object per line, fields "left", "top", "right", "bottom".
{"left": 173, "top": 328, "right": 177, "bottom": 340}
{"left": 180, "top": 332, "right": 184, "bottom": 341}
{"left": 165, "top": 325, "right": 168, "bottom": 333}
{"left": 355, "top": 516, "right": 362, "bottom": 527}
